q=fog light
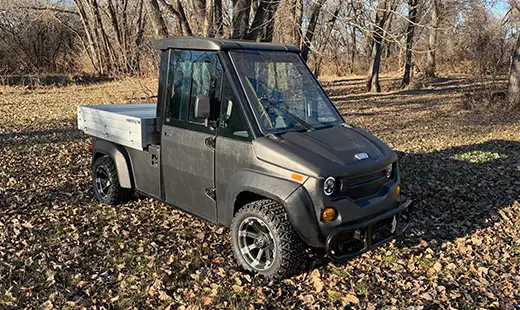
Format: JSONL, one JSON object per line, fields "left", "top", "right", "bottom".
{"left": 396, "top": 185, "right": 401, "bottom": 196}
{"left": 321, "top": 207, "right": 337, "bottom": 222}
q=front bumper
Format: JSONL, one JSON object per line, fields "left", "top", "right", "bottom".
{"left": 325, "top": 198, "right": 412, "bottom": 261}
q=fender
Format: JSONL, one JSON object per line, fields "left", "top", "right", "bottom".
{"left": 92, "top": 138, "right": 134, "bottom": 188}
{"left": 223, "top": 170, "right": 324, "bottom": 247}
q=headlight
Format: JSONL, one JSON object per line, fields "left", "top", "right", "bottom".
{"left": 386, "top": 164, "right": 393, "bottom": 178}
{"left": 324, "top": 176, "right": 336, "bottom": 196}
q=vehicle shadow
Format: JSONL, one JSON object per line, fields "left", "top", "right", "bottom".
{"left": 398, "top": 139, "right": 520, "bottom": 245}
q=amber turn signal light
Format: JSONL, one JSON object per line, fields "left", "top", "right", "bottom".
{"left": 290, "top": 173, "right": 305, "bottom": 183}
{"left": 321, "top": 207, "right": 337, "bottom": 222}
{"left": 396, "top": 185, "right": 401, "bottom": 196}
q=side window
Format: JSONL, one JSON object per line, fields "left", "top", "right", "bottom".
{"left": 189, "top": 54, "right": 217, "bottom": 125}
{"left": 219, "top": 76, "right": 250, "bottom": 140}
{"left": 165, "top": 50, "right": 221, "bottom": 127}
{"left": 166, "top": 50, "right": 191, "bottom": 122}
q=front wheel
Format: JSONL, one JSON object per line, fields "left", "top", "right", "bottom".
{"left": 231, "top": 199, "right": 305, "bottom": 279}
{"left": 92, "top": 155, "right": 131, "bottom": 205}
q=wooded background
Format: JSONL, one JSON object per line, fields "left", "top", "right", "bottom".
{"left": 0, "top": 0, "right": 518, "bottom": 103}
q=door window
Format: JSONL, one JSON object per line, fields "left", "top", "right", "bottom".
{"left": 165, "top": 50, "right": 222, "bottom": 128}
{"left": 218, "top": 75, "right": 250, "bottom": 140}
{"left": 167, "top": 50, "right": 191, "bottom": 122}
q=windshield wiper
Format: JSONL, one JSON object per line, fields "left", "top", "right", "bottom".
{"left": 260, "top": 98, "right": 314, "bottom": 131}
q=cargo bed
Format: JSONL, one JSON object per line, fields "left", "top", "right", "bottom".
{"left": 77, "top": 104, "right": 159, "bottom": 150}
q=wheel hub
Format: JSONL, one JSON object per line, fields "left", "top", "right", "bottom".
{"left": 254, "top": 235, "right": 269, "bottom": 248}
{"left": 95, "top": 166, "right": 111, "bottom": 199}
{"left": 237, "top": 217, "right": 276, "bottom": 271}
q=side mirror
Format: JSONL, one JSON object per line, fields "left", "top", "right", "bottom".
{"left": 194, "top": 95, "right": 210, "bottom": 119}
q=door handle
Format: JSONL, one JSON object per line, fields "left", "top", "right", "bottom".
{"left": 164, "top": 131, "right": 173, "bottom": 137}
{"left": 204, "top": 137, "right": 216, "bottom": 149}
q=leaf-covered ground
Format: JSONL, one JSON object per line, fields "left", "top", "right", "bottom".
{"left": 1, "top": 75, "right": 519, "bottom": 309}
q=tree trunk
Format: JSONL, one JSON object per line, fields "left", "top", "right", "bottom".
{"left": 194, "top": 0, "right": 206, "bottom": 34}
{"left": 382, "top": 3, "right": 397, "bottom": 59}
{"left": 425, "top": 0, "right": 438, "bottom": 78}
{"left": 301, "top": 0, "right": 327, "bottom": 62}
{"left": 203, "top": 0, "right": 214, "bottom": 36}
{"left": 214, "top": 0, "right": 224, "bottom": 36}
{"left": 366, "top": 0, "right": 390, "bottom": 92}
{"left": 245, "top": 0, "right": 281, "bottom": 41}
{"left": 349, "top": 26, "right": 356, "bottom": 74}
{"left": 133, "top": 0, "right": 146, "bottom": 74}
{"left": 107, "top": 0, "right": 122, "bottom": 47}
{"left": 260, "top": 5, "right": 277, "bottom": 42}
{"left": 231, "top": 0, "right": 252, "bottom": 39}
{"left": 73, "top": 0, "right": 101, "bottom": 73}
{"left": 508, "top": 32, "right": 520, "bottom": 106}
{"left": 158, "top": 0, "right": 193, "bottom": 36}
{"left": 401, "top": 0, "right": 418, "bottom": 88}
{"left": 314, "top": 6, "right": 340, "bottom": 77}
{"left": 290, "top": 0, "right": 303, "bottom": 46}
{"left": 145, "top": 0, "right": 169, "bottom": 38}
{"left": 91, "top": 0, "right": 116, "bottom": 74}
{"left": 106, "top": 0, "right": 128, "bottom": 72}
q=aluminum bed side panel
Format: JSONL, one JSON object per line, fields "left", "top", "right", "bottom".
{"left": 78, "top": 104, "right": 159, "bottom": 150}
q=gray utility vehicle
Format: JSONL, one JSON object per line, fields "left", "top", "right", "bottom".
{"left": 78, "top": 36, "right": 411, "bottom": 279}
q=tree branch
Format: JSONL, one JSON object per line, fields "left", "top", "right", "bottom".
{"left": 21, "top": 6, "right": 80, "bottom": 16}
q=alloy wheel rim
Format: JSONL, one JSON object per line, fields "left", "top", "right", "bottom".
{"left": 238, "top": 216, "right": 276, "bottom": 271}
{"left": 95, "top": 166, "right": 111, "bottom": 199}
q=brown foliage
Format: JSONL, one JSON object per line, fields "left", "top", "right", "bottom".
{"left": 1, "top": 75, "right": 520, "bottom": 308}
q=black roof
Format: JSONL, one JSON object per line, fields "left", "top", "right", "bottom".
{"left": 153, "top": 36, "right": 300, "bottom": 52}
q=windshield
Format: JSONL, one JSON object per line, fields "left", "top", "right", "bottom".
{"left": 230, "top": 50, "right": 344, "bottom": 133}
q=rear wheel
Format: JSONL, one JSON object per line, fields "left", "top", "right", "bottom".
{"left": 231, "top": 199, "right": 305, "bottom": 279}
{"left": 92, "top": 155, "right": 130, "bottom": 205}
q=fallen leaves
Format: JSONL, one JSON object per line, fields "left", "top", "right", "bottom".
{"left": 1, "top": 76, "right": 520, "bottom": 308}
{"left": 310, "top": 269, "right": 324, "bottom": 292}
{"left": 343, "top": 294, "right": 360, "bottom": 304}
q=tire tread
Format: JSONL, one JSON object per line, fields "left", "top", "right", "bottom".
{"left": 232, "top": 199, "right": 305, "bottom": 279}
{"left": 92, "top": 156, "right": 131, "bottom": 205}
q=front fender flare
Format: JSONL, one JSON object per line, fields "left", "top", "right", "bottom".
{"left": 224, "top": 170, "right": 324, "bottom": 248}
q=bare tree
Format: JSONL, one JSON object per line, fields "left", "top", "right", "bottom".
{"left": 146, "top": 0, "right": 169, "bottom": 38}
{"left": 301, "top": 0, "right": 327, "bottom": 62}
{"left": 157, "top": 0, "right": 193, "bottom": 36}
{"left": 214, "top": 0, "right": 224, "bottom": 36}
{"left": 366, "top": 0, "right": 393, "bottom": 92}
{"left": 245, "top": 0, "right": 281, "bottom": 41}
{"left": 231, "top": 0, "right": 252, "bottom": 39}
{"left": 401, "top": 0, "right": 419, "bottom": 88}
{"left": 291, "top": 0, "right": 303, "bottom": 46}
{"left": 425, "top": 0, "right": 438, "bottom": 77}
{"left": 314, "top": 6, "right": 341, "bottom": 76}
{"left": 0, "top": 0, "right": 514, "bottom": 85}
{"left": 508, "top": 30, "right": 520, "bottom": 106}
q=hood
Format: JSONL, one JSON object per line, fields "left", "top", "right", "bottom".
{"left": 252, "top": 125, "right": 397, "bottom": 178}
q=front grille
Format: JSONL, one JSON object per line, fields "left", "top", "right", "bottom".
{"left": 343, "top": 170, "right": 386, "bottom": 187}
{"left": 339, "top": 170, "right": 388, "bottom": 200}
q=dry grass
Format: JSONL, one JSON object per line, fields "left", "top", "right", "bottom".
{"left": 1, "top": 75, "right": 519, "bottom": 309}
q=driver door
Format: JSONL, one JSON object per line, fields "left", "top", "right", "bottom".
{"left": 161, "top": 50, "right": 222, "bottom": 221}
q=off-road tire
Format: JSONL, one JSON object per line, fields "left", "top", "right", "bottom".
{"left": 92, "top": 155, "right": 131, "bottom": 205}
{"left": 231, "top": 199, "right": 306, "bottom": 279}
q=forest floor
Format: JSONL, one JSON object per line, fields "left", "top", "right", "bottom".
{"left": 1, "top": 74, "right": 519, "bottom": 309}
